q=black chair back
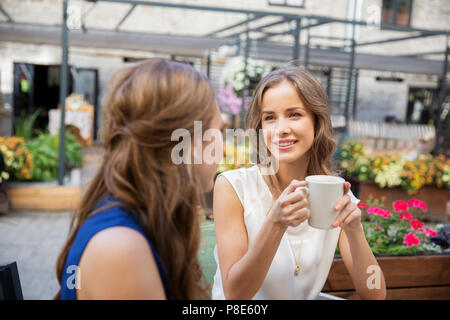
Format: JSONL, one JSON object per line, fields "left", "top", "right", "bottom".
{"left": 0, "top": 262, "right": 24, "bottom": 300}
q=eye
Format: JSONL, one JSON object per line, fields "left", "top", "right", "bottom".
{"left": 290, "top": 112, "right": 302, "bottom": 117}
{"left": 263, "top": 115, "right": 274, "bottom": 121}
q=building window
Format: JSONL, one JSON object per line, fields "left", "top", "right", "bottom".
{"left": 381, "top": 0, "right": 413, "bottom": 27}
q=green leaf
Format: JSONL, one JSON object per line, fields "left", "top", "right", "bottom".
{"left": 42, "top": 170, "right": 52, "bottom": 182}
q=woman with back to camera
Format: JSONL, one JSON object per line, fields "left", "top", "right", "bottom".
{"left": 212, "top": 66, "right": 386, "bottom": 300}
{"left": 55, "top": 59, "right": 224, "bottom": 299}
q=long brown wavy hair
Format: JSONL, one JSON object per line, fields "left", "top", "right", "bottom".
{"left": 245, "top": 66, "right": 337, "bottom": 197}
{"left": 55, "top": 59, "right": 216, "bottom": 299}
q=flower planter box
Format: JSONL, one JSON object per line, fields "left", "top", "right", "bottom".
{"left": 6, "top": 170, "right": 82, "bottom": 211}
{"left": 348, "top": 178, "right": 449, "bottom": 217}
{"left": 322, "top": 254, "right": 450, "bottom": 300}
{"left": 7, "top": 183, "right": 81, "bottom": 211}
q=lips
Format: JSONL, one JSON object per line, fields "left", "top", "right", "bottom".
{"left": 275, "top": 139, "right": 298, "bottom": 150}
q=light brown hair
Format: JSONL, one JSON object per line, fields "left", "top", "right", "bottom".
{"left": 55, "top": 59, "right": 216, "bottom": 299}
{"left": 245, "top": 66, "right": 337, "bottom": 197}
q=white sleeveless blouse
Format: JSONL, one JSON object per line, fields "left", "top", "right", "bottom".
{"left": 211, "top": 165, "right": 359, "bottom": 300}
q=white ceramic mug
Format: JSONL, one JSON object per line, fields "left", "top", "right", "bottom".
{"left": 296, "top": 175, "right": 345, "bottom": 230}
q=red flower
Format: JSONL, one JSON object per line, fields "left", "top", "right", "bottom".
{"left": 410, "top": 219, "right": 424, "bottom": 231}
{"left": 393, "top": 200, "right": 408, "bottom": 212}
{"left": 407, "top": 198, "right": 428, "bottom": 211}
{"left": 357, "top": 202, "right": 368, "bottom": 208}
{"left": 375, "top": 225, "right": 382, "bottom": 229}
{"left": 423, "top": 228, "right": 437, "bottom": 237}
{"left": 403, "top": 232, "right": 420, "bottom": 248}
{"left": 399, "top": 212, "right": 413, "bottom": 221}
{"left": 407, "top": 198, "right": 418, "bottom": 207}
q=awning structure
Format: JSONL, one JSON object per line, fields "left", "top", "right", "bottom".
{"left": 0, "top": 0, "right": 448, "bottom": 184}
{"left": 0, "top": 22, "right": 234, "bottom": 58}
{"left": 0, "top": 22, "right": 446, "bottom": 75}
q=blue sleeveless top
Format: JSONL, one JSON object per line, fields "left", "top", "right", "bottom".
{"left": 60, "top": 195, "right": 171, "bottom": 299}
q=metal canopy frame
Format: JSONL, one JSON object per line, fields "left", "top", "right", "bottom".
{"left": 0, "top": 0, "right": 447, "bottom": 184}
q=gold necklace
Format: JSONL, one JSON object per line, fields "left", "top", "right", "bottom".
{"left": 265, "top": 199, "right": 303, "bottom": 276}
{"left": 286, "top": 235, "right": 302, "bottom": 276}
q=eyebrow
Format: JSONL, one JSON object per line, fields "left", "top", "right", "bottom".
{"left": 261, "top": 107, "right": 303, "bottom": 114}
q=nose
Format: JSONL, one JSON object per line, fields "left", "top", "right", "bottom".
{"left": 277, "top": 117, "right": 292, "bottom": 136}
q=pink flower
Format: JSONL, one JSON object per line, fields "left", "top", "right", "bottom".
{"left": 381, "top": 209, "right": 391, "bottom": 219}
{"left": 393, "top": 200, "right": 408, "bottom": 212}
{"left": 407, "top": 198, "right": 428, "bottom": 212}
{"left": 218, "top": 84, "right": 243, "bottom": 115}
{"left": 367, "top": 206, "right": 391, "bottom": 219}
{"left": 403, "top": 232, "right": 420, "bottom": 248}
{"left": 367, "top": 206, "right": 379, "bottom": 214}
{"left": 357, "top": 202, "right": 368, "bottom": 208}
{"left": 399, "top": 212, "right": 413, "bottom": 221}
{"left": 375, "top": 225, "right": 382, "bottom": 229}
{"left": 410, "top": 219, "right": 424, "bottom": 231}
{"left": 423, "top": 228, "right": 437, "bottom": 237}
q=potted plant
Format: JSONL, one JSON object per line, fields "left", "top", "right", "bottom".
{"left": 0, "top": 137, "right": 34, "bottom": 214}
{"left": 218, "top": 56, "right": 271, "bottom": 119}
{"left": 338, "top": 140, "right": 450, "bottom": 216}
{"left": 0, "top": 136, "right": 33, "bottom": 182}
{"left": 4, "top": 131, "right": 83, "bottom": 211}
{"left": 323, "top": 197, "right": 450, "bottom": 299}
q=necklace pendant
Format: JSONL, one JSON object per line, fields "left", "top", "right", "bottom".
{"left": 294, "top": 265, "right": 300, "bottom": 276}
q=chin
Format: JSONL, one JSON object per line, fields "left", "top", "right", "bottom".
{"left": 277, "top": 151, "right": 309, "bottom": 164}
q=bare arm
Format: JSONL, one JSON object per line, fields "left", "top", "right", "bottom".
{"left": 214, "top": 175, "right": 307, "bottom": 299}
{"left": 333, "top": 182, "right": 386, "bottom": 300}
{"left": 338, "top": 225, "right": 387, "bottom": 300}
{"left": 77, "top": 226, "right": 166, "bottom": 300}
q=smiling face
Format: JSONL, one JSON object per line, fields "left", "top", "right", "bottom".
{"left": 260, "top": 80, "right": 315, "bottom": 165}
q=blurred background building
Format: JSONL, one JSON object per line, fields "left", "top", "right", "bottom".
{"left": 0, "top": 0, "right": 448, "bottom": 154}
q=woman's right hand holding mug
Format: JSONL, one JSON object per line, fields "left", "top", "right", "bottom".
{"left": 267, "top": 179, "right": 309, "bottom": 228}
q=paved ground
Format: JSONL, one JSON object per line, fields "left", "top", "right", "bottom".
{"left": 0, "top": 145, "right": 104, "bottom": 300}
{"left": 0, "top": 210, "right": 71, "bottom": 299}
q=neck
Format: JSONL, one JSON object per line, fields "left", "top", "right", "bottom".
{"left": 276, "top": 154, "right": 310, "bottom": 191}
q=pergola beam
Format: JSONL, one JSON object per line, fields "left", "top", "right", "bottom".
{"left": 398, "top": 50, "right": 446, "bottom": 58}
{"left": 91, "top": 0, "right": 448, "bottom": 38}
{"left": 0, "top": 4, "right": 13, "bottom": 23}
{"left": 206, "top": 14, "right": 266, "bottom": 37}
{"left": 357, "top": 32, "right": 444, "bottom": 47}
{"left": 115, "top": 4, "right": 136, "bottom": 31}
{"left": 257, "top": 20, "right": 331, "bottom": 42}
{"left": 95, "top": 0, "right": 303, "bottom": 19}
{"left": 224, "top": 16, "right": 294, "bottom": 39}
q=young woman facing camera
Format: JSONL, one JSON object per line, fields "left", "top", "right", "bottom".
{"left": 212, "top": 66, "right": 386, "bottom": 300}
{"left": 55, "top": 59, "right": 224, "bottom": 300}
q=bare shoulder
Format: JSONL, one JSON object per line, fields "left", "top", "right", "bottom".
{"left": 214, "top": 174, "right": 241, "bottom": 204}
{"left": 85, "top": 226, "right": 150, "bottom": 255}
{"left": 78, "top": 226, "right": 166, "bottom": 299}
{"left": 214, "top": 173, "right": 232, "bottom": 190}
{"left": 213, "top": 174, "right": 244, "bottom": 216}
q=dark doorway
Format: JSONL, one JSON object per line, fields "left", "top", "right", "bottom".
{"left": 13, "top": 63, "right": 99, "bottom": 140}
{"left": 406, "top": 87, "right": 437, "bottom": 125}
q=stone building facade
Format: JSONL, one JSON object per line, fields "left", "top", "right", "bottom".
{"left": 0, "top": 0, "right": 448, "bottom": 137}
